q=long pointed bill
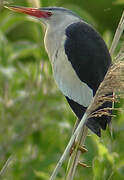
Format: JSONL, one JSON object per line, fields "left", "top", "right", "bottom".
{"left": 4, "top": 5, "right": 52, "bottom": 18}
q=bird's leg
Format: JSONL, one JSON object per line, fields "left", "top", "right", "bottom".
{"left": 70, "top": 141, "right": 88, "bottom": 155}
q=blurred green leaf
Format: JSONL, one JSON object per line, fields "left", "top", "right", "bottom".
{"left": 0, "top": 0, "right": 124, "bottom": 179}
{"left": 35, "top": 171, "right": 50, "bottom": 180}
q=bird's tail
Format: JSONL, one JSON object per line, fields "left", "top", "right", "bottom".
{"left": 85, "top": 101, "right": 112, "bottom": 137}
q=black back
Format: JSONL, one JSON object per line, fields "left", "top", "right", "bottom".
{"left": 64, "top": 21, "right": 112, "bottom": 136}
{"left": 65, "top": 21, "right": 111, "bottom": 94}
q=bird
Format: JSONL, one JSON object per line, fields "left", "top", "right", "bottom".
{"left": 5, "top": 5, "right": 112, "bottom": 137}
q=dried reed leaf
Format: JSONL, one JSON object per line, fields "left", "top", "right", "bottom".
{"left": 87, "top": 60, "right": 124, "bottom": 117}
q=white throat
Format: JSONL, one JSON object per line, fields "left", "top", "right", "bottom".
{"left": 44, "top": 14, "right": 80, "bottom": 62}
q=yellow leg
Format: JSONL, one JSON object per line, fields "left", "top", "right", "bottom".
{"left": 70, "top": 142, "right": 88, "bottom": 155}
{"left": 78, "top": 161, "right": 90, "bottom": 168}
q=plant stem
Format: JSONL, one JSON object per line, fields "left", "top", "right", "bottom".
{"left": 50, "top": 9, "right": 124, "bottom": 180}
{"left": 0, "top": 155, "right": 14, "bottom": 177}
{"left": 66, "top": 126, "right": 88, "bottom": 180}
{"left": 110, "top": 11, "right": 124, "bottom": 55}
{"left": 66, "top": 10, "right": 124, "bottom": 180}
{"left": 50, "top": 113, "right": 88, "bottom": 180}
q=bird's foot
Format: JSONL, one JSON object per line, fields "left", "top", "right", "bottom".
{"left": 78, "top": 161, "right": 90, "bottom": 168}
{"left": 78, "top": 145, "right": 88, "bottom": 153}
{"left": 69, "top": 142, "right": 90, "bottom": 168}
{"left": 70, "top": 142, "right": 88, "bottom": 155}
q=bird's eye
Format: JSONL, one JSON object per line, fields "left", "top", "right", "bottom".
{"left": 46, "top": 12, "right": 52, "bottom": 17}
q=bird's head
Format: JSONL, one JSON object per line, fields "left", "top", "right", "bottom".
{"left": 5, "top": 6, "right": 80, "bottom": 27}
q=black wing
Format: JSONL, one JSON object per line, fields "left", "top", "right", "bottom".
{"left": 65, "top": 21, "right": 111, "bottom": 94}
{"left": 64, "top": 21, "right": 112, "bottom": 136}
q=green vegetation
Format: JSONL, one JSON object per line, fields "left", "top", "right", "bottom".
{"left": 0, "top": 0, "right": 124, "bottom": 179}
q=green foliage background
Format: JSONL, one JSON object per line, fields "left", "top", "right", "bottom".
{"left": 0, "top": 0, "right": 124, "bottom": 179}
